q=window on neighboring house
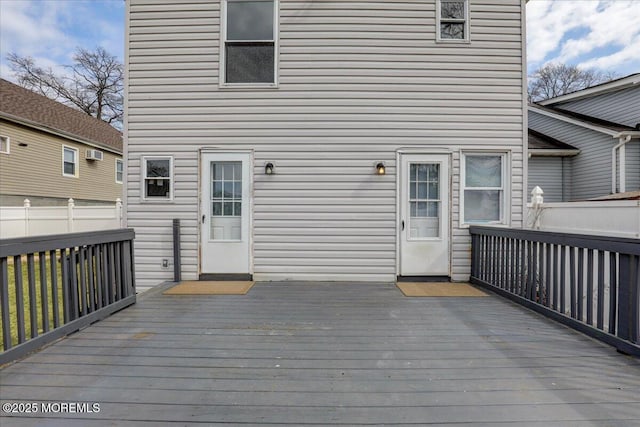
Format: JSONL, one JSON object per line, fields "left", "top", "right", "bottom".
{"left": 0, "top": 136, "right": 9, "bottom": 154}
{"left": 437, "top": 0, "right": 469, "bottom": 41}
{"left": 142, "top": 156, "right": 172, "bottom": 200}
{"left": 62, "top": 146, "right": 78, "bottom": 177}
{"left": 116, "top": 159, "right": 124, "bottom": 184}
{"left": 461, "top": 153, "right": 507, "bottom": 224}
{"left": 223, "top": 0, "right": 277, "bottom": 84}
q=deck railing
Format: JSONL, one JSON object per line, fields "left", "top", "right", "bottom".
{"left": 0, "top": 229, "right": 136, "bottom": 364}
{"left": 470, "top": 226, "right": 639, "bottom": 356}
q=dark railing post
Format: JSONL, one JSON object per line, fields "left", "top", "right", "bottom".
{"left": 618, "top": 254, "right": 632, "bottom": 342}
{"left": 173, "top": 219, "right": 181, "bottom": 282}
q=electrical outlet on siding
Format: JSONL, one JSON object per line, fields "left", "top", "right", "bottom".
{"left": 161, "top": 259, "right": 170, "bottom": 269}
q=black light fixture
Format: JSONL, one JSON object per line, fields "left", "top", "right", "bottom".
{"left": 375, "top": 162, "right": 386, "bottom": 175}
{"left": 265, "top": 162, "right": 275, "bottom": 175}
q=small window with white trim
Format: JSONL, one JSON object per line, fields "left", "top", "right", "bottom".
{"left": 0, "top": 136, "right": 9, "bottom": 154}
{"left": 437, "top": 0, "right": 469, "bottom": 42}
{"left": 222, "top": 0, "right": 278, "bottom": 85}
{"left": 115, "top": 159, "right": 123, "bottom": 184}
{"left": 142, "top": 156, "right": 173, "bottom": 200}
{"left": 461, "top": 153, "right": 507, "bottom": 224}
{"left": 62, "top": 146, "right": 78, "bottom": 177}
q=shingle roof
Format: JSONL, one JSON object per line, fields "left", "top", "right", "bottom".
{"left": 528, "top": 129, "right": 578, "bottom": 151}
{"left": 0, "top": 78, "right": 122, "bottom": 152}
{"left": 529, "top": 103, "right": 637, "bottom": 134}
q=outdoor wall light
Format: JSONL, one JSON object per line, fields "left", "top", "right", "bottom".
{"left": 265, "top": 162, "right": 275, "bottom": 175}
{"left": 375, "top": 162, "right": 386, "bottom": 175}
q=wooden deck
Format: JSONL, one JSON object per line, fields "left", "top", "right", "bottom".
{"left": 1, "top": 281, "right": 639, "bottom": 426}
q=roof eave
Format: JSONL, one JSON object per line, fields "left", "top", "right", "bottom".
{"left": 528, "top": 105, "right": 621, "bottom": 137}
{"left": 0, "top": 112, "right": 122, "bottom": 155}
{"left": 529, "top": 149, "right": 580, "bottom": 157}
{"left": 539, "top": 74, "right": 640, "bottom": 106}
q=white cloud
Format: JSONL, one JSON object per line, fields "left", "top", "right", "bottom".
{"left": 0, "top": 0, "right": 123, "bottom": 81}
{"left": 527, "top": 0, "right": 640, "bottom": 74}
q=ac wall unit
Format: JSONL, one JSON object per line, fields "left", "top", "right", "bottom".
{"left": 86, "top": 149, "right": 103, "bottom": 161}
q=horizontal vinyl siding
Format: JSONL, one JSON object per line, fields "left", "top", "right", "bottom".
{"left": 555, "top": 86, "right": 640, "bottom": 128}
{"left": 528, "top": 110, "right": 614, "bottom": 200}
{"left": 0, "top": 120, "right": 122, "bottom": 205}
{"left": 626, "top": 140, "right": 640, "bottom": 192}
{"left": 127, "top": 0, "right": 525, "bottom": 289}
{"left": 528, "top": 157, "right": 565, "bottom": 203}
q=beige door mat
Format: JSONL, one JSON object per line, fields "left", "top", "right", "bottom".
{"left": 397, "top": 282, "right": 488, "bottom": 297}
{"left": 163, "top": 281, "right": 255, "bottom": 295}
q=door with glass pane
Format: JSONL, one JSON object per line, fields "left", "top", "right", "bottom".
{"left": 201, "top": 152, "right": 251, "bottom": 274}
{"left": 399, "top": 154, "right": 450, "bottom": 276}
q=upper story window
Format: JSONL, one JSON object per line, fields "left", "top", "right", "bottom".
{"left": 222, "top": 0, "right": 278, "bottom": 85}
{"left": 461, "top": 153, "right": 507, "bottom": 225}
{"left": 0, "top": 136, "right": 9, "bottom": 154}
{"left": 62, "top": 146, "right": 78, "bottom": 177}
{"left": 115, "top": 159, "right": 124, "bottom": 184}
{"left": 437, "top": 0, "right": 469, "bottom": 42}
{"left": 142, "top": 156, "right": 173, "bottom": 200}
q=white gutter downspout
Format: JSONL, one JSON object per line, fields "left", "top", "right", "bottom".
{"left": 612, "top": 135, "right": 632, "bottom": 193}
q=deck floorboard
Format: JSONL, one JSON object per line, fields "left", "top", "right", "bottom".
{"left": 2, "top": 282, "right": 639, "bottom": 425}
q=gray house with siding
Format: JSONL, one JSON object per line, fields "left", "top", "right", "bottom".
{"left": 528, "top": 73, "right": 640, "bottom": 202}
{"left": 125, "top": 0, "right": 527, "bottom": 290}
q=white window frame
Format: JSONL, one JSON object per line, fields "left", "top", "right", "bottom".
{"left": 460, "top": 151, "right": 509, "bottom": 227}
{"left": 141, "top": 155, "right": 174, "bottom": 202}
{"left": 115, "top": 158, "right": 124, "bottom": 184}
{"left": 0, "top": 135, "right": 9, "bottom": 154}
{"left": 62, "top": 145, "right": 79, "bottom": 178}
{"left": 436, "top": 0, "right": 470, "bottom": 43}
{"left": 219, "top": 0, "right": 279, "bottom": 88}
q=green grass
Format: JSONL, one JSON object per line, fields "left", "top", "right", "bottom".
{"left": 1, "top": 253, "right": 64, "bottom": 351}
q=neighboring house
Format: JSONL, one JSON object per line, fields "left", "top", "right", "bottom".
{"left": 125, "top": 0, "right": 527, "bottom": 289}
{"left": 528, "top": 73, "right": 640, "bottom": 202}
{"left": 0, "top": 79, "right": 123, "bottom": 206}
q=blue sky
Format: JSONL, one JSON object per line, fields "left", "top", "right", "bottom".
{"left": 1, "top": 0, "right": 639, "bottom": 80}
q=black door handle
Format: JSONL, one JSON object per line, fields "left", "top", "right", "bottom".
{"left": 401, "top": 220, "right": 405, "bottom": 231}
{"left": 202, "top": 214, "right": 205, "bottom": 224}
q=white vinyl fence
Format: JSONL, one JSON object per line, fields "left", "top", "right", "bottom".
{"left": 0, "top": 198, "right": 123, "bottom": 239}
{"left": 527, "top": 187, "right": 640, "bottom": 238}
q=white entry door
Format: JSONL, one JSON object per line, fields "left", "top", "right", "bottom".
{"left": 399, "top": 154, "right": 450, "bottom": 276}
{"left": 201, "top": 152, "right": 251, "bottom": 274}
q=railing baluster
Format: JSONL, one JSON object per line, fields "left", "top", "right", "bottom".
{"left": 87, "top": 245, "right": 96, "bottom": 313}
{"left": 69, "top": 247, "right": 79, "bottom": 321}
{"left": 102, "top": 243, "right": 110, "bottom": 306}
{"left": 597, "top": 250, "right": 605, "bottom": 330}
{"left": 569, "top": 246, "right": 576, "bottom": 319}
{"left": 586, "top": 249, "right": 594, "bottom": 326}
{"left": 115, "top": 242, "right": 122, "bottom": 301}
{"left": 544, "top": 243, "right": 550, "bottom": 307}
{"left": 95, "top": 244, "right": 104, "bottom": 309}
{"left": 577, "top": 248, "right": 584, "bottom": 322}
{"left": 60, "top": 248, "right": 70, "bottom": 324}
{"left": 14, "top": 255, "right": 26, "bottom": 344}
{"left": 1, "top": 257, "right": 11, "bottom": 350}
{"left": 618, "top": 254, "right": 632, "bottom": 341}
{"left": 38, "top": 252, "right": 49, "bottom": 333}
{"left": 609, "top": 252, "right": 618, "bottom": 335}
{"left": 78, "top": 246, "right": 88, "bottom": 317}
{"left": 108, "top": 243, "right": 116, "bottom": 304}
{"left": 559, "top": 245, "right": 566, "bottom": 316}
{"left": 27, "top": 253, "right": 38, "bottom": 338}
{"left": 50, "top": 250, "right": 60, "bottom": 328}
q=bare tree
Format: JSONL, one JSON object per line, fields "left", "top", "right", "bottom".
{"left": 528, "top": 63, "right": 618, "bottom": 102}
{"left": 7, "top": 47, "right": 123, "bottom": 127}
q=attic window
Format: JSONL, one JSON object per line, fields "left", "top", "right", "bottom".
{"left": 222, "top": 0, "right": 277, "bottom": 85}
{"left": 437, "top": 0, "right": 469, "bottom": 42}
